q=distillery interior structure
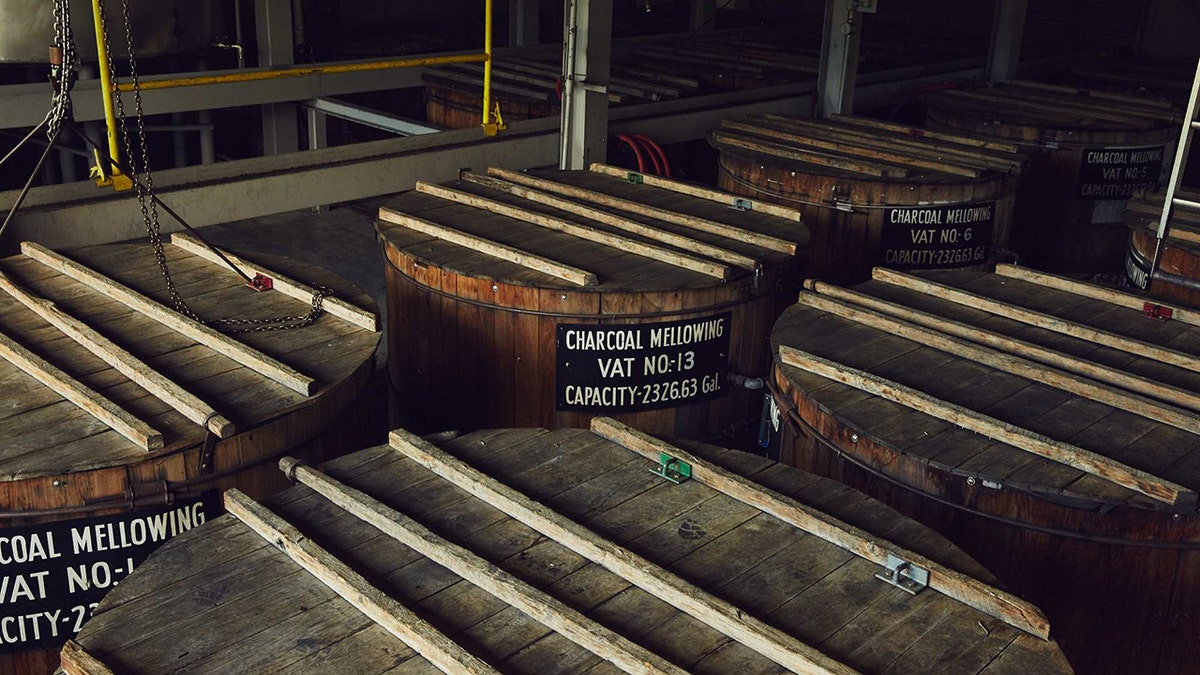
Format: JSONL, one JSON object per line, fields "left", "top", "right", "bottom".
{"left": 0, "top": 1, "right": 1197, "bottom": 674}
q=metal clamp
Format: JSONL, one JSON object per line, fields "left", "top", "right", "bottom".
{"left": 1144, "top": 302, "right": 1174, "bottom": 321}
{"left": 248, "top": 272, "right": 274, "bottom": 292}
{"left": 649, "top": 453, "right": 691, "bottom": 484}
{"left": 731, "top": 198, "right": 754, "bottom": 212}
{"left": 833, "top": 198, "right": 855, "bottom": 213}
{"left": 875, "top": 554, "right": 929, "bottom": 594}
{"left": 625, "top": 172, "right": 644, "bottom": 185}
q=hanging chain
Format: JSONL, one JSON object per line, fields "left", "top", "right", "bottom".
{"left": 49, "top": 0, "right": 76, "bottom": 138}
{"left": 95, "top": 0, "right": 328, "bottom": 333}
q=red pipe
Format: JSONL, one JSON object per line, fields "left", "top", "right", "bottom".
{"left": 632, "top": 133, "right": 670, "bottom": 177}
{"left": 616, "top": 133, "right": 648, "bottom": 173}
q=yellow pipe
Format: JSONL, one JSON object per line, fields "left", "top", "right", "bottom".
{"left": 117, "top": 53, "right": 489, "bottom": 92}
{"left": 90, "top": 0, "right": 121, "bottom": 177}
{"left": 482, "top": 0, "right": 494, "bottom": 132}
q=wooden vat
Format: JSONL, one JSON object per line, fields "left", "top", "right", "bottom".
{"left": 61, "top": 420, "right": 1071, "bottom": 674}
{"left": 767, "top": 265, "right": 1200, "bottom": 674}
{"left": 924, "top": 81, "right": 1181, "bottom": 274}
{"left": 712, "top": 114, "right": 1024, "bottom": 285}
{"left": 378, "top": 165, "right": 807, "bottom": 440}
{"left": 0, "top": 237, "right": 380, "bottom": 674}
{"left": 1126, "top": 190, "right": 1200, "bottom": 308}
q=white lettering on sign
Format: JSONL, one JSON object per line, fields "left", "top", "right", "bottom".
{"left": 557, "top": 313, "right": 732, "bottom": 413}
{"left": 0, "top": 494, "right": 217, "bottom": 653}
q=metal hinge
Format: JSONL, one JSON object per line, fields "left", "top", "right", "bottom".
{"left": 875, "top": 554, "right": 929, "bottom": 595}
{"left": 731, "top": 198, "right": 754, "bottom": 212}
{"left": 649, "top": 453, "right": 691, "bottom": 484}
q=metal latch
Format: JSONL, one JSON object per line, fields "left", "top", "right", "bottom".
{"left": 731, "top": 198, "right": 754, "bottom": 212}
{"left": 649, "top": 453, "right": 691, "bottom": 484}
{"left": 625, "top": 172, "right": 644, "bottom": 185}
{"left": 875, "top": 554, "right": 929, "bottom": 595}
{"left": 248, "top": 273, "right": 274, "bottom": 292}
{"left": 1144, "top": 302, "right": 1174, "bottom": 321}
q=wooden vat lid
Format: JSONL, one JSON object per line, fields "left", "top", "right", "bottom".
{"left": 376, "top": 166, "right": 807, "bottom": 291}
{"left": 64, "top": 421, "right": 1070, "bottom": 674}
{"left": 710, "top": 114, "right": 1026, "bottom": 183}
{"left": 0, "top": 238, "right": 380, "bottom": 482}
{"left": 923, "top": 81, "right": 1182, "bottom": 132}
{"left": 1127, "top": 190, "right": 1200, "bottom": 245}
{"left": 774, "top": 267, "right": 1200, "bottom": 512}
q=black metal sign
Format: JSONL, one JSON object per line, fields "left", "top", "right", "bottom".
{"left": 556, "top": 312, "right": 732, "bottom": 412}
{"left": 880, "top": 202, "right": 995, "bottom": 270}
{"left": 0, "top": 492, "right": 220, "bottom": 652}
{"left": 1078, "top": 145, "right": 1165, "bottom": 200}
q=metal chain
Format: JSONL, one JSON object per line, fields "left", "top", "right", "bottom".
{"left": 96, "top": 0, "right": 329, "bottom": 333}
{"left": 49, "top": 0, "right": 76, "bottom": 138}
{"left": 210, "top": 286, "right": 332, "bottom": 333}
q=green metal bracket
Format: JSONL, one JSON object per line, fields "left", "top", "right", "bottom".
{"left": 625, "top": 172, "right": 644, "bottom": 185}
{"left": 650, "top": 452, "right": 691, "bottom": 484}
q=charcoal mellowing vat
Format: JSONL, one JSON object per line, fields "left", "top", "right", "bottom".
{"left": 61, "top": 419, "right": 1071, "bottom": 674}
{"left": 768, "top": 265, "right": 1200, "bottom": 673}
{"left": 711, "top": 114, "right": 1024, "bottom": 284}
{"left": 0, "top": 235, "right": 380, "bottom": 674}
{"left": 378, "top": 165, "right": 808, "bottom": 439}
{"left": 924, "top": 81, "right": 1181, "bottom": 274}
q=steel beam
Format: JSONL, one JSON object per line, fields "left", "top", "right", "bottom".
{"left": 559, "top": 0, "right": 613, "bottom": 170}
{"left": 2, "top": 59, "right": 993, "bottom": 249}
{"left": 509, "top": 0, "right": 540, "bottom": 46}
{"left": 815, "top": 0, "right": 863, "bottom": 117}
{"left": 256, "top": 0, "right": 299, "bottom": 156}
{"left": 302, "top": 98, "right": 442, "bottom": 136}
{"left": 986, "top": 0, "right": 1028, "bottom": 83}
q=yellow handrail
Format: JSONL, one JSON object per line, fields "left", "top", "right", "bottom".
{"left": 90, "top": 0, "right": 132, "bottom": 190}
{"left": 116, "top": 52, "right": 490, "bottom": 92}
{"left": 481, "top": 0, "right": 504, "bottom": 137}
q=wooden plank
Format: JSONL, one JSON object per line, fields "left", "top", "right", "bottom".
{"left": 0, "top": 327, "right": 163, "bottom": 450}
{"left": 590, "top": 418, "right": 1051, "bottom": 639}
{"left": 720, "top": 120, "right": 983, "bottom": 177}
{"left": 588, "top": 163, "right": 804, "bottom": 222}
{"left": 387, "top": 429, "right": 861, "bottom": 675}
{"left": 416, "top": 181, "right": 731, "bottom": 280}
{"left": 0, "top": 270, "right": 236, "bottom": 439}
{"left": 777, "top": 345, "right": 1192, "bottom": 506}
{"left": 797, "top": 290, "right": 1200, "bottom": 436}
{"left": 486, "top": 168, "right": 799, "bottom": 255}
{"left": 21, "top": 242, "right": 315, "bottom": 396}
{"left": 223, "top": 489, "right": 499, "bottom": 675}
{"left": 872, "top": 267, "right": 1200, "bottom": 377}
{"left": 460, "top": 172, "right": 761, "bottom": 271}
{"left": 807, "top": 279, "right": 1200, "bottom": 414}
{"left": 169, "top": 233, "right": 379, "bottom": 332}
{"left": 828, "top": 115, "right": 1021, "bottom": 152}
{"left": 710, "top": 131, "right": 908, "bottom": 178}
{"left": 377, "top": 208, "right": 598, "bottom": 287}
{"left": 281, "top": 457, "right": 688, "bottom": 675}
{"left": 60, "top": 639, "right": 115, "bottom": 675}
{"left": 995, "top": 263, "right": 1200, "bottom": 328}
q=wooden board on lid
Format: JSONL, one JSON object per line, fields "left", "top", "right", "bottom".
{"left": 64, "top": 423, "right": 1070, "bottom": 674}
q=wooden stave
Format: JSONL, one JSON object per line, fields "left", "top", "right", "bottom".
{"left": 925, "top": 105, "right": 1178, "bottom": 274}
{"left": 383, "top": 238, "right": 790, "bottom": 440}
{"left": 0, "top": 246, "right": 382, "bottom": 675}
{"left": 767, "top": 299, "right": 1200, "bottom": 674}
{"left": 715, "top": 150, "right": 1018, "bottom": 285}
{"left": 63, "top": 430, "right": 1076, "bottom": 674}
{"left": 1128, "top": 226, "right": 1200, "bottom": 309}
